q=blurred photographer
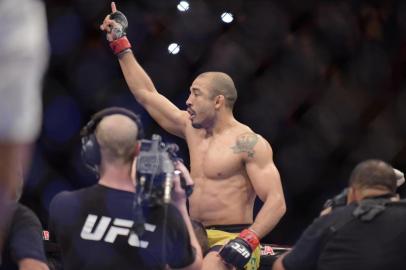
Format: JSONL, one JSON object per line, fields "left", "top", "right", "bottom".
{"left": 49, "top": 107, "right": 202, "bottom": 270}
{"left": 273, "top": 159, "right": 406, "bottom": 270}
{"left": 320, "top": 167, "right": 404, "bottom": 216}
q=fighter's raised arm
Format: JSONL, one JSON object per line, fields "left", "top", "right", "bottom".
{"left": 100, "top": 2, "right": 188, "bottom": 138}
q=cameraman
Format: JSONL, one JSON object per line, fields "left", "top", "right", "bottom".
{"left": 273, "top": 159, "right": 406, "bottom": 270}
{"left": 320, "top": 167, "right": 404, "bottom": 216}
{"left": 48, "top": 108, "right": 202, "bottom": 270}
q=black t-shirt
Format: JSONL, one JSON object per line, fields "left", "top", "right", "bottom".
{"left": 49, "top": 184, "right": 195, "bottom": 270}
{"left": 1, "top": 203, "right": 47, "bottom": 270}
{"left": 283, "top": 199, "right": 406, "bottom": 270}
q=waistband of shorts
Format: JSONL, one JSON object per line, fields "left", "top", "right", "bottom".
{"left": 205, "top": 224, "right": 251, "bottom": 233}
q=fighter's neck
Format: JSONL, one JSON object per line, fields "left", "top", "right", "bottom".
{"left": 98, "top": 164, "right": 135, "bottom": 192}
{"left": 205, "top": 113, "right": 237, "bottom": 136}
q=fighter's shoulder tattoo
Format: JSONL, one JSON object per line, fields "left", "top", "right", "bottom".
{"left": 231, "top": 132, "right": 259, "bottom": 158}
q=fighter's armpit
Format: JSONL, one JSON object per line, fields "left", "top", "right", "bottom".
{"left": 231, "top": 132, "right": 259, "bottom": 158}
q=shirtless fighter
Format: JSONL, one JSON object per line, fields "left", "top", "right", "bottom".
{"left": 100, "top": 3, "right": 286, "bottom": 269}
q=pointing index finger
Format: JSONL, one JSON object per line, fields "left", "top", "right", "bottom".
{"left": 111, "top": 2, "right": 117, "bottom": 13}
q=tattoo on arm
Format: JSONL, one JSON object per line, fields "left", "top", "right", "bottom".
{"left": 231, "top": 132, "right": 258, "bottom": 158}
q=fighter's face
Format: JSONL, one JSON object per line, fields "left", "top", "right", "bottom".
{"left": 186, "top": 77, "right": 216, "bottom": 129}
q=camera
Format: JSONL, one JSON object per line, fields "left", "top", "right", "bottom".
{"left": 322, "top": 188, "right": 348, "bottom": 210}
{"left": 135, "top": 134, "right": 179, "bottom": 206}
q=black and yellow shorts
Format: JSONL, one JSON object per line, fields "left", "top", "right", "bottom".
{"left": 205, "top": 224, "right": 260, "bottom": 270}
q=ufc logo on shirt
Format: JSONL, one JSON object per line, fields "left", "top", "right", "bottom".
{"left": 80, "top": 214, "right": 156, "bottom": 248}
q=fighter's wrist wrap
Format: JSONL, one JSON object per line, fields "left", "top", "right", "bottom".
{"left": 238, "top": 229, "right": 260, "bottom": 251}
{"left": 108, "top": 10, "right": 131, "bottom": 56}
{"left": 110, "top": 36, "right": 132, "bottom": 55}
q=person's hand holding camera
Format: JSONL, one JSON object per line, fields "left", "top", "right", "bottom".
{"left": 171, "top": 161, "right": 194, "bottom": 212}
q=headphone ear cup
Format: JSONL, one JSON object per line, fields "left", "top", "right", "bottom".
{"left": 81, "top": 134, "right": 101, "bottom": 174}
{"left": 80, "top": 107, "right": 143, "bottom": 176}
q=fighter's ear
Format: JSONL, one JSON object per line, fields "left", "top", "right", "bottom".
{"left": 214, "top": 95, "right": 225, "bottom": 109}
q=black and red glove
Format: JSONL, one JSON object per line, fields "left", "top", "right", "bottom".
{"left": 219, "top": 229, "right": 260, "bottom": 269}
{"left": 105, "top": 6, "right": 132, "bottom": 55}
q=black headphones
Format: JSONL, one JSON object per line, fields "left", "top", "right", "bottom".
{"left": 80, "top": 107, "right": 144, "bottom": 175}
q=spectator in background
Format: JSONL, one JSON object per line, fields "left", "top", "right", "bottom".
{"left": 273, "top": 159, "right": 406, "bottom": 270}
{"left": 49, "top": 108, "right": 202, "bottom": 270}
{"left": 0, "top": 0, "right": 49, "bottom": 256}
{"left": 1, "top": 167, "right": 49, "bottom": 270}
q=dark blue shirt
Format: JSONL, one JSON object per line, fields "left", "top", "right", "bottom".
{"left": 1, "top": 203, "right": 47, "bottom": 270}
{"left": 49, "top": 184, "right": 195, "bottom": 270}
{"left": 283, "top": 199, "right": 406, "bottom": 270}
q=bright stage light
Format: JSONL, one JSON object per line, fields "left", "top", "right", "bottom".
{"left": 221, "top": 12, "right": 234, "bottom": 23}
{"left": 168, "top": 43, "right": 181, "bottom": 54}
{"left": 177, "top": 1, "right": 190, "bottom": 12}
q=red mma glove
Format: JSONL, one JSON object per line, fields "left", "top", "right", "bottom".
{"left": 219, "top": 229, "right": 260, "bottom": 269}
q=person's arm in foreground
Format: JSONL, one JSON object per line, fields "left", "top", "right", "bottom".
{"left": 272, "top": 253, "right": 288, "bottom": 270}
{"left": 171, "top": 161, "right": 203, "bottom": 270}
{"left": 18, "top": 258, "right": 49, "bottom": 270}
{"left": 273, "top": 212, "right": 335, "bottom": 270}
{"left": 100, "top": 2, "right": 188, "bottom": 138}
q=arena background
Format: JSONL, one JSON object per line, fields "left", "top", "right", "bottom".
{"left": 21, "top": 0, "right": 406, "bottom": 245}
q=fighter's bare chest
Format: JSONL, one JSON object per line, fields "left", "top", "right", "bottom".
{"left": 188, "top": 137, "right": 243, "bottom": 179}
